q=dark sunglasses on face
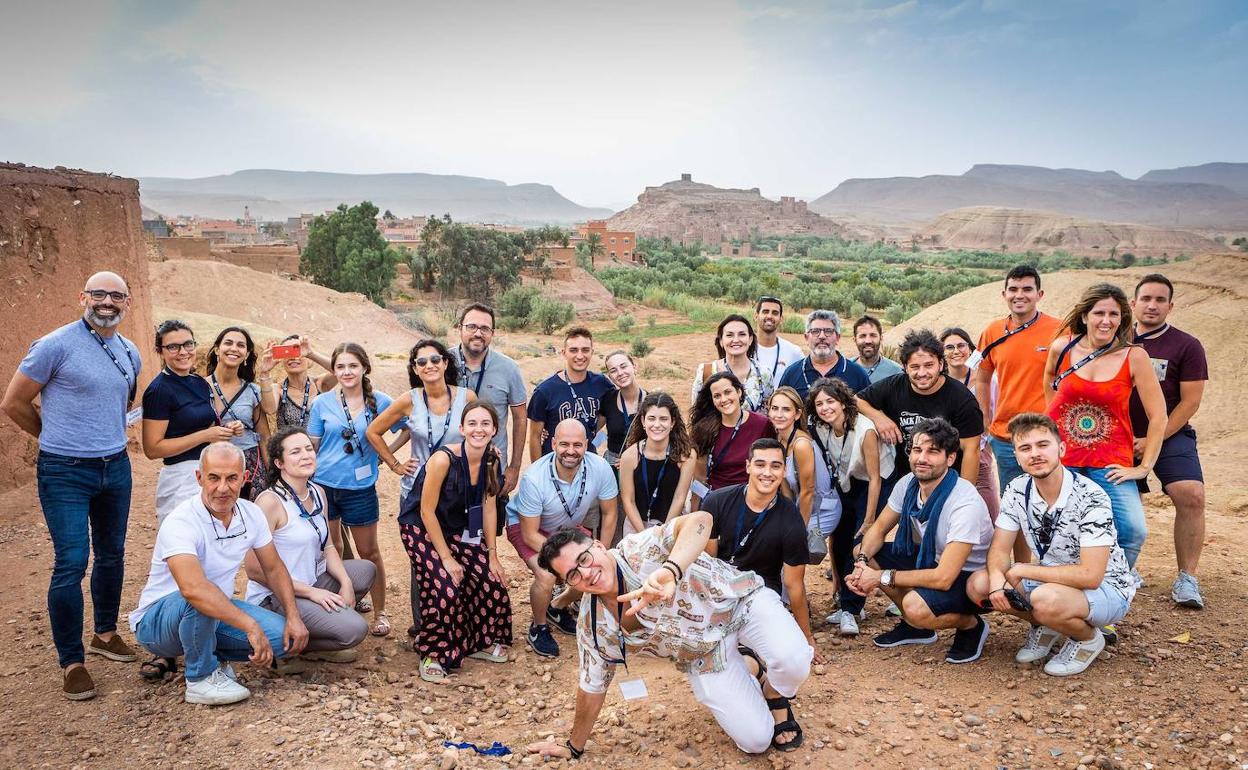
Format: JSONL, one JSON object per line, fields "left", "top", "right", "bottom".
{"left": 415, "top": 354, "right": 445, "bottom": 367}
{"left": 85, "top": 289, "right": 129, "bottom": 302}
{"left": 160, "top": 340, "right": 198, "bottom": 353}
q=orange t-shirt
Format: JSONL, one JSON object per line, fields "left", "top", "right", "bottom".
{"left": 976, "top": 312, "right": 1062, "bottom": 439}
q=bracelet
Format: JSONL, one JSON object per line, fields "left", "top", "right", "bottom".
{"left": 988, "top": 588, "right": 1005, "bottom": 596}
{"left": 565, "top": 740, "right": 584, "bottom": 759}
{"left": 660, "top": 563, "right": 681, "bottom": 582}
{"left": 855, "top": 554, "right": 869, "bottom": 564}
{"left": 662, "top": 559, "right": 684, "bottom": 580}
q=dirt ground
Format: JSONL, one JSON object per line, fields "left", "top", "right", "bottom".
{"left": 2, "top": 260, "right": 1246, "bottom": 770}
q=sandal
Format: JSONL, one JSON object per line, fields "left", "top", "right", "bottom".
{"left": 468, "top": 643, "right": 510, "bottom": 663}
{"left": 766, "top": 696, "right": 804, "bottom": 752}
{"left": 139, "top": 656, "right": 178, "bottom": 682}
{"left": 738, "top": 645, "right": 767, "bottom": 686}
{"left": 355, "top": 597, "right": 373, "bottom": 613}
{"left": 419, "top": 656, "right": 449, "bottom": 683}
{"left": 371, "top": 611, "right": 392, "bottom": 637}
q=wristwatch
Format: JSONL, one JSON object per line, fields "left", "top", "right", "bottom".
{"left": 880, "top": 569, "right": 895, "bottom": 588}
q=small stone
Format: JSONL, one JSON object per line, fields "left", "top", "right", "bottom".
{"left": 1080, "top": 755, "right": 1095, "bottom": 765}
{"left": 1219, "top": 733, "right": 1233, "bottom": 745}
{"left": 834, "top": 739, "right": 847, "bottom": 751}
{"left": 273, "top": 737, "right": 286, "bottom": 746}
{"left": 386, "top": 672, "right": 400, "bottom": 684}
{"left": 438, "top": 748, "right": 459, "bottom": 770}
{"left": 813, "top": 664, "right": 826, "bottom": 676}
{"left": 963, "top": 714, "right": 984, "bottom": 727}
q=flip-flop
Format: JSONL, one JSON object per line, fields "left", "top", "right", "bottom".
{"left": 139, "top": 656, "right": 178, "bottom": 682}
{"left": 371, "top": 611, "right": 392, "bottom": 637}
{"left": 766, "top": 696, "right": 804, "bottom": 752}
{"left": 468, "top": 644, "right": 510, "bottom": 663}
{"left": 419, "top": 656, "right": 449, "bottom": 683}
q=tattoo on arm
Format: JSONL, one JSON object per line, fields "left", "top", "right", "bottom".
{"left": 697, "top": 523, "right": 705, "bottom": 534}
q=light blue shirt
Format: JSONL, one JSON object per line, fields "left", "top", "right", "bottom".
{"left": 505, "top": 452, "right": 618, "bottom": 531}
{"left": 19, "top": 319, "right": 141, "bottom": 457}
{"left": 306, "top": 390, "right": 401, "bottom": 490}
{"left": 854, "top": 355, "right": 904, "bottom": 384}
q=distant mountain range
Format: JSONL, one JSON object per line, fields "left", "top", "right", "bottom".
{"left": 811, "top": 163, "right": 1248, "bottom": 229}
{"left": 138, "top": 169, "right": 612, "bottom": 223}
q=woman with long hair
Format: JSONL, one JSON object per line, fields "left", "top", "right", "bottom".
{"left": 141, "top": 320, "right": 237, "bottom": 522}
{"left": 690, "top": 314, "right": 773, "bottom": 413}
{"left": 1044, "top": 283, "right": 1166, "bottom": 570}
{"left": 689, "top": 371, "right": 776, "bottom": 506}
{"left": 600, "top": 351, "right": 646, "bottom": 470}
{"left": 306, "top": 342, "right": 403, "bottom": 637}
{"left": 206, "top": 326, "right": 270, "bottom": 499}
{"left": 397, "top": 402, "right": 512, "bottom": 682}
{"left": 242, "top": 426, "right": 376, "bottom": 660}
{"left": 768, "top": 386, "right": 827, "bottom": 527}
{"left": 261, "top": 334, "right": 336, "bottom": 429}
{"left": 807, "top": 377, "right": 895, "bottom": 637}
{"left": 617, "top": 392, "right": 697, "bottom": 533}
{"left": 369, "top": 338, "right": 476, "bottom": 504}
{"left": 940, "top": 326, "right": 999, "bottom": 521}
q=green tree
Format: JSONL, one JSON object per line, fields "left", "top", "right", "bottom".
{"left": 498, "top": 285, "right": 540, "bottom": 330}
{"left": 630, "top": 337, "right": 653, "bottom": 358}
{"left": 300, "top": 201, "right": 402, "bottom": 305}
{"left": 617, "top": 313, "right": 635, "bottom": 333}
{"left": 532, "top": 297, "right": 575, "bottom": 334}
{"left": 576, "top": 232, "right": 604, "bottom": 272}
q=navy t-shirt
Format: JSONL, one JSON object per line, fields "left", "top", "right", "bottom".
{"left": 778, "top": 353, "right": 871, "bottom": 401}
{"left": 142, "top": 370, "right": 217, "bottom": 465}
{"left": 527, "top": 371, "right": 615, "bottom": 455}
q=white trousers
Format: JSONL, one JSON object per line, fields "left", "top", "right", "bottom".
{"left": 686, "top": 588, "right": 813, "bottom": 754}
{"left": 155, "top": 459, "right": 200, "bottom": 522}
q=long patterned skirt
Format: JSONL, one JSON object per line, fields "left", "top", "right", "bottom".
{"left": 399, "top": 523, "right": 513, "bottom": 669}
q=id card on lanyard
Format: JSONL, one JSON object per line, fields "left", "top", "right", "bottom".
{"left": 339, "top": 390, "right": 373, "bottom": 481}
{"left": 460, "top": 450, "right": 488, "bottom": 545}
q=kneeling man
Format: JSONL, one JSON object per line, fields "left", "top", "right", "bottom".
{"left": 130, "top": 443, "right": 308, "bottom": 704}
{"left": 847, "top": 417, "right": 994, "bottom": 663}
{"left": 527, "top": 511, "right": 813, "bottom": 760}
{"left": 967, "top": 413, "right": 1136, "bottom": 676}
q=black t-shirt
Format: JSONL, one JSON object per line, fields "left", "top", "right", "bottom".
{"left": 704, "top": 483, "right": 808, "bottom": 594}
{"left": 631, "top": 450, "right": 681, "bottom": 523}
{"left": 857, "top": 373, "right": 984, "bottom": 480}
{"left": 141, "top": 370, "right": 217, "bottom": 465}
{"left": 600, "top": 390, "right": 641, "bottom": 455}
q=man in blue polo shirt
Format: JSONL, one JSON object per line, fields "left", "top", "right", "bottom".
{"left": 777, "top": 310, "right": 871, "bottom": 401}
{"left": 3, "top": 271, "right": 143, "bottom": 701}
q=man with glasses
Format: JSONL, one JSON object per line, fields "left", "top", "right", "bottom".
{"left": 452, "top": 303, "right": 528, "bottom": 494}
{"left": 776, "top": 309, "right": 870, "bottom": 401}
{"left": 130, "top": 442, "right": 308, "bottom": 705}
{"left": 966, "top": 413, "right": 1135, "bottom": 676}
{"left": 753, "top": 297, "right": 803, "bottom": 386}
{"left": 505, "top": 419, "right": 619, "bottom": 657}
{"left": 3, "top": 272, "right": 143, "bottom": 701}
{"left": 525, "top": 505, "right": 813, "bottom": 760}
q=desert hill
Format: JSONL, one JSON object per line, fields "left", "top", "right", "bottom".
{"left": 1140, "top": 162, "right": 1248, "bottom": 195}
{"left": 916, "top": 206, "right": 1223, "bottom": 256}
{"left": 139, "top": 169, "right": 611, "bottom": 224}
{"left": 607, "top": 174, "right": 859, "bottom": 243}
{"left": 887, "top": 251, "right": 1247, "bottom": 512}
{"left": 811, "top": 163, "right": 1248, "bottom": 230}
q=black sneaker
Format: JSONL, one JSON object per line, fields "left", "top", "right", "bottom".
{"left": 527, "top": 624, "right": 560, "bottom": 657}
{"left": 546, "top": 607, "right": 578, "bottom": 636}
{"left": 872, "top": 620, "right": 938, "bottom": 648}
{"left": 945, "top": 616, "right": 990, "bottom": 664}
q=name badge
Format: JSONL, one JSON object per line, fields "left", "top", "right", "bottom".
{"left": 592, "top": 430, "right": 608, "bottom": 449}
{"left": 355, "top": 465, "right": 373, "bottom": 482}
{"left": 618, "top": 678, "right": 648, "bottom": 700}
{"left": 818, "top": 498, "right": 840, "bottom": 513}
{"left": 690, "top": 480, "right": 710, "bottom": 499}
{"left": 126, "top": 406, "right": 143, "bottom": 426}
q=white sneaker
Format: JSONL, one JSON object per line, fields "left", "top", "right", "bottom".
{"left": 825, "top": 609, "right": 866, "bottom": 625}
{"left": 218, "top": 662, "right": 237, "bottom": 681}
{"left": 185, "top": 668, "right": 251, "bottom": 705}
{"left": 1043, "top": 630, "right": 1105, "bottom": 677}
{"left": 838, "top": 612, "right": 860, "bottom": 636}
{"left": 1015, "top": 625, "right": 1062, "bottom": 664}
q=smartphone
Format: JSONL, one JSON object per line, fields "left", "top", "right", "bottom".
{"left": 272, "top": 343, "right": 301, "bottom": 360}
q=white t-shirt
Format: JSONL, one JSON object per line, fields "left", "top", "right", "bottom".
{"left": 754, "top": 337, "right": 804, "bottom": 385}
{"left": 887, "top": 472, "right": 993, "bottom": 571}
{"left": 504, "top": 452, "right": 619, "bottom": 531}
{"left": 130, "top": 495, "right": 273, "bottom": 631}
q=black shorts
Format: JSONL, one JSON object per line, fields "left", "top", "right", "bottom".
{"left": 1138, "top": 425, "right": 1203, "bottom": 492}
{"left": 873, "top": 548, "right": 985, "bottom": 617}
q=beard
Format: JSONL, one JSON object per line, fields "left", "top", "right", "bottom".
{"left": 86, "top": 306, "right": 124, "bottom": 328}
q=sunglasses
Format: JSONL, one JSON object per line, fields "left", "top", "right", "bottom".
{"left": 415, "top": 354, "right": 445, "bottom": 367}
{"left": 209, "top": 509, "right": 248, "bottom": 543}
{"left": 85, "top": 289, "right": 129, "bottom": 302}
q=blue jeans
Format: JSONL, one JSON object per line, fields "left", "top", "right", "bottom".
{"left": 36, "top": 450, "right": 132, "bottom": 668}
{"left": 1068, "top": 466, "right": 1147, "bottom": 568}
{"left": 988, "top": 436, "right": 1025, "bottom": 490}
{"left": 135, "top": 591, "right": 290, "bottom": 681}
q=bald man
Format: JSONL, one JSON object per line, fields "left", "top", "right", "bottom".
{"left": 505, "top": 419, "right": 619, "bottom": 657}
{"left": 131, "top": 442, "right": 308, "bottom": 705}
{"left": 3, "top": 271, "right": 143, "bottom": 701}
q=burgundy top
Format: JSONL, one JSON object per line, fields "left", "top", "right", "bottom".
{"left": 1128, "top": 325, "right": 1208, "bottom": 437}
{"left": 707, "top": 411, "right": 777, "bottom": 489}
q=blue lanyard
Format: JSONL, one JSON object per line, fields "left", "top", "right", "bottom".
{"left": 82, "top": 319, "right": 138, "bottom": 405}
{"left": 210, "top": 374, "right": 250, "bottom": 425}
{"left": 727, "top": 491, "right": 778, "bottom": 565}
{"left": 707, "top": 412, "right": 746, "bottom": 476}
{"left": 549, "top": 460, "right": 588, "bottom": 520}
{"left": 422, "top": 389, "right": 454, "bottom": 451}
{"left": 618, "top": 388, "right": 645, "bottom": 440}
{"left": 638, "top": 439, "right": 671, "bottom": 519}
{"left": 1023, "top": 478, "right": 1065, "bottom": 561}
{"left": 281, "top": 480, "right": 327, "bottom": 550}
{"left": 282, "top": 378, "right": 312, "bottom": 424}
{"left": 590, "top": 563, "right": 629, "bottom": 667}
{"left": 458, "top": 347, "right": 488, "bottom": 395}
{"left": 338, "top": 389, "right": 371, "bottom": 456}
{"left": 561, "top": 370, "right": 598, "bottom": 434}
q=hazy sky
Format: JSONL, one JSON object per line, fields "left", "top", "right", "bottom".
{"left": 2, "top": 0, "right": 1245, "bottom": 208}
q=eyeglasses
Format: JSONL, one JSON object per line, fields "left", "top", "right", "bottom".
{"left": 944, "top": 342, "right": 970, "bottom": 352}
{"left": 85, "top": 290, "right": 129, "bottom": 302}
{"left": 562, "top": 543, "right": 596, "bottom": 587}
{"left": 209, "top": 507, "right": 248, "bottom": 543}
{"left": 160, "top": 340, "right": 198, "bottom": 353}
{"left": 807, "top": 328, "right": 838, "bottom": 337}
{"left": 462, "top": 323, "right": 494, "bottom": 335}
{"left": 415, "top": 354, "right": 445, "bottom": 367}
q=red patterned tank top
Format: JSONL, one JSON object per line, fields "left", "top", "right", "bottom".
{"left": 1047, "top": 353, "right": 1135, "bottom": 468}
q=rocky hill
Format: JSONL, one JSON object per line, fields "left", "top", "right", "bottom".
{"left": 811, "top": 163, "right": 1248, "bottom": 230}
{"left": 1139, "top": 162, "right": 1248, "bottom": 195}
{"left": 916, "top": 206, "right": 1223, "bottom": 256}
{"left": 139, "top": 169, "right": 611, "bottom": 224}
{"left": 607, "top": 174, "right": 856, "bottom": 243}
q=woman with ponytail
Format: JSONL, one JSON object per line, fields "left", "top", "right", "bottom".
{"left": 398, "top": 402, "right": 512, "bottom": 682}
{"left": 306, "top": 342, "right": 405, "bottom": 637}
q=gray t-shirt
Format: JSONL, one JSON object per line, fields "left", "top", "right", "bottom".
{"left": 453, "top": 346, "right": 527, "bottom": 459}
{"left": 211, "top": 376, "right": 262, "bottom": 451}
{"left": 19, "top": 319, "right": 141, "bottom": 457}
{"left": 853, "top": 355, "right": 904, "bottom": 384}
{"left": 887, "top": 472, "right": 993, "bottom": 571}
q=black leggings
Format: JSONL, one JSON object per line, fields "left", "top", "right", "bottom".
{"left": 833, "top": 475, "right": 896, "bottom": 614}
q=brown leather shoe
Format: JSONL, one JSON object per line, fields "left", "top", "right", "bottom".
{"left": 87, "top": 633, "right": 138, "bottom": 662}
{"left": 63, "top": 666, "right": 97, "bottom": 701}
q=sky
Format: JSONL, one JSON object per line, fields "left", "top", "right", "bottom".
{"left": 1, "top": 0, "right": 1245, "bottom": 209}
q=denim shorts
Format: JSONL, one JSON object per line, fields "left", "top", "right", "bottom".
{"left": 322, "top": 484, "right": 380, "bottom": 527}
{"left": 1020, "top": 579, "right": 1131, "bottom": 628}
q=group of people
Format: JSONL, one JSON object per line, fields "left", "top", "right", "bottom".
{"left": 3, "top": 265, "right": 1210, "bottom": 758}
